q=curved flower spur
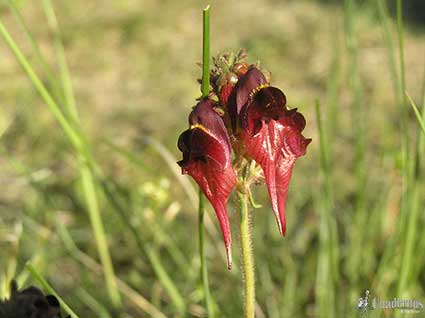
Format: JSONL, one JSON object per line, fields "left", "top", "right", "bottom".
{"left": 177, "top": 50, "right": 311, "bottom": 269}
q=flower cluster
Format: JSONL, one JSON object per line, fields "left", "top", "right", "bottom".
{"left": 178, "top": 51, "right": 311, "bottom": 268}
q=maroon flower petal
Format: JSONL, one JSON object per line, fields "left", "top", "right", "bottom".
{"left": 241, "top": 102, "right": 310, "bottom": 235}
{"left": 240, "top": 86, "right": 288, "bottom": 135}
{"left": 226, "top": 66, "right": 269, "bottom": 133}
{"left": 235, "top": 67, "right": 268, "bottom": 114}
{"left": 188, "top": 99, "right": 230, "bottom": 143}
{"left": 219, "top": 83, "right": 235, "bottom": 106}
{"left": 178, "top": 99, "right": 236, "bottom": 268}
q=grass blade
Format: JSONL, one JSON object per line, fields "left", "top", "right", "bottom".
{"left": 76, "top": 288, "right": 111, "bottom": 318}
{"left": 99, "top": 177, "right": 187, "bottom": 313}
{"left": 407, "top": 93, "right": 425, "bottom": 136}
{"left": 0, "top": 11, "right": 121, "bottom": 306}
{"left": 26, "top": 263, "right": 81, "bottom": 318}
{"left": 80, "top": 163, "right": 121, "bottom": 307}
{"left": 398, "top": 91, "right": 425, "bottom": 295}
{"left": 315, "top": 100, "right": 338, "bottom": 318}
{"left": 0, "top": 20, "right": 82, "bottom": 151}
{"left": 41, "top": 0, "right": 79, "bottom": 121}
{"left": 56, "top": 221, "right": 167, "bottom": 318}
{"left": 7, "top": 0, "right": 64, "bottom": 104}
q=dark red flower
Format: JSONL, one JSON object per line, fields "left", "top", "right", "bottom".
{"left": 179, "top": 55, "right": 311, "bottom": 269}
{"left": 0, "top": 281, "right": 69, "bottom": 318}
{"left": 178, "top": 99, "right": 236, "bottom": 268}
{"left": 236, "top": 68, "right": 311, "bottom": 235}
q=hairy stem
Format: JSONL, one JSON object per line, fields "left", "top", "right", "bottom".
{"left": 238, "top": 190, "right": 255, "bottom": 318}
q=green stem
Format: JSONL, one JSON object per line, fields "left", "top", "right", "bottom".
{"left": 238, "top": 191, "right": 255, "bottom": 318}
{"left": 201, "top": 5, "right": 210, "bottom": 97}
{"left": 199, "top": 5, "right": 214, "bottom": 317}
{"left": 199, "top": 190, "right": 214, "bottom": 316}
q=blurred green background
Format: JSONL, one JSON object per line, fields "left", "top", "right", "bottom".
{"left": 0, "top": 0, "right": 424, "bottom": 317}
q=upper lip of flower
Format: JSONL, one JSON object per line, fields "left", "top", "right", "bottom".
{"left": 235, "top": 67, "right": 268, "bottom": 115}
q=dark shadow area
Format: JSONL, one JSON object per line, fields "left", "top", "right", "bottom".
{"left": 312, "top": 0, "right": 425, "bottom": 27}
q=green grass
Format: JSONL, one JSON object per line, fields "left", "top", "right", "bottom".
{"left": 0, "top": 1, "right": 424, "bottom": 317}
{"left": 26, "top": 262, "right": 81, "bottom": 318}
{"left": 0, "top": 1, "right": 121, "bottom": 307}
